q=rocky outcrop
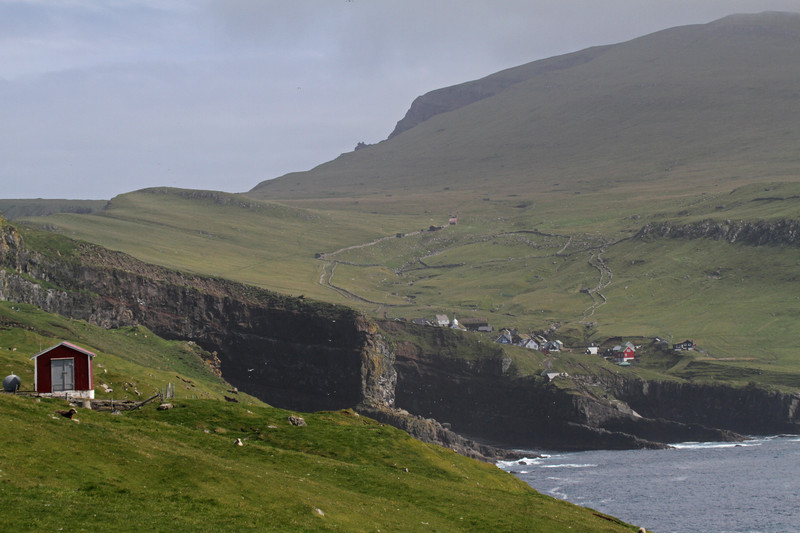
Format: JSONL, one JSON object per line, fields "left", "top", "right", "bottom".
{"left": 387, "top": 46, "right": 610, "bottom": 138}
{"left": 356, "top": 316, "right": 397, "bottom": 409}
{"left": 356, "top": 405, "right": 524, "bottom": 462}
{"left": 637, "top": 218, "right": 800, "bottom": 246}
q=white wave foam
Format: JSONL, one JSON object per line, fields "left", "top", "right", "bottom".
{"left": 496, "top": 457, "right": 543, "bottom": 469}
{"left": 672, "top": 441, "right": 761, "bottom": 450}
{"left": 539, "top": 463, "right": 597, "bottom": 469}
{"left": 674, "top": 435, "right": 800, "bottom": 449}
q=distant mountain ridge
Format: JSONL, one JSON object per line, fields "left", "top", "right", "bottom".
{"left": 387, "top": 45, "right": 612, "bottom": 139}
{"left": 249, "top": 11, "right": 800, "bottom": 200}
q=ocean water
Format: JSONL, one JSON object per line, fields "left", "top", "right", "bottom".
{"left": 497, "top": 435, "right": 800, "bottom": 533}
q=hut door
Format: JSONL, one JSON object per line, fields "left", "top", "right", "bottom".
{"left": 51, "top": 359, "right": 74, "bottom": 391}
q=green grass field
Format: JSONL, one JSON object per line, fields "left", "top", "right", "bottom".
{"left": 0, "top": 301, "right": 637, "bottom": 532}
{"left": 0, "top": 394, "right": 639, "bottom": 532}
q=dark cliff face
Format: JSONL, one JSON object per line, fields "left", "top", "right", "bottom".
{"left": 382, "top": 321, "right": 685, "bottom": 450}
{"left": 389, "top": 343, "right": 670, "bottom": 450}
{"left": 613, "top": 379, "right": 800, "bottom": 435}
{"left": 379, "top": 320, "right": 800, "bottom": 450}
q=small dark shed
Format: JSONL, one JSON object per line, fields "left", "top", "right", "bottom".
{"left": 31, "top": 341, "right": 96, "bottom": 399}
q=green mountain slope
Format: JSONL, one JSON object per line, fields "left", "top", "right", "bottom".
{"left": 249, "top": 12, "right": 800, "bottom": 201}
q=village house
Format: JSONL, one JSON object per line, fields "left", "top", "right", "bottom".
{"left": 494, "top": 329, "right": 515, "bottom": 345}
{"left": 542, "top": 340, "right": 563, "bottom": 354}
{"left": 411, "top": 315, "right": 494, "bottom": 333}
{"left": 533, "top": 335, "right": 549, "bottom": 346}
{"left": 653, "top": 337, "right": 671, "bottom": 352}
{"left": 435, "top": 314, "right": 450, "bottom": 327}
{"left": 31, "top": 341, "right": 96, "bottom": 399}
{"left": 493, "top": 330, "right": 564, "bottom": 354}
{"left": 585, "top": 345, "right": 600, "bottom": 355}
{"left": 673, "top": 339, "right": 696, "bottom": 351}
{"left": 612, "top": 342, "right": 636, "bottom": 364}
{"left": 450, "top": 317, "right": 467, "bottom": 330}
{"left": 519, "top": 336, "right": 541, "bottom": 350}
{"left": 460, "top": 317, "right": 491, "bottom": 332}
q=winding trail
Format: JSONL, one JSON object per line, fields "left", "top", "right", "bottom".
{"left": 556, "top": 235, "right": 573, "bottom": 255}
{"left": 319, "top": 229, "right": 426, "bottom": 262}
{"left": 315, "top": 225, "right": 624, "bottom": 321}
{"left": 316, "top": 227, "right": 448, "bottom": 308}
{"left": 581, "top": 248, "right": 613, "bottom": 321}
{"left": 319, "top": 256, "right": 395, "bottom": 306}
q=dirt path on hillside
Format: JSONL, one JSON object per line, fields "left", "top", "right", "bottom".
{"left": 316, "top": 226, "right": 622, "bottom": 320}
{"left": 318, "top": 230, "right": 424, "bottom": 261}
{"left": 318, "top": 261, "right": 389, "bottom": 305}
{"left": 581, "top": 248, "right": 613, "bottom": 321}
{"left": 315, "top": 228, "right": 437, "bottom": 308}
{"left": 556, "top": 235, "right": 573, "bottom": 255}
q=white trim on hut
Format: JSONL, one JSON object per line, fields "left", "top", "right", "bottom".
{"left": 31, "top": 341, "right": 96, "bottom": 399}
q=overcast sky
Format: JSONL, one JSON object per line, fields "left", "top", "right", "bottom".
{"left": 2, "top": 0, "right": 800, "bottom": 200}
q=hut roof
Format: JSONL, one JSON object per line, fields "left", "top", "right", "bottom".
{"left": 31, "top": 341, "right": 96, "bottom": 360}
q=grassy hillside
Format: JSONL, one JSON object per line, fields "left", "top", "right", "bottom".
{"left": 0, "top": 300, "right": 243, "bottom": 403}
{"left": 15, "top": 188, "right": 433, "bottom": 301}
{"left": 0, "top": 300, "right": 638, "bottom": 531}
{"left": 0, "top": 395, "right": 637, "bottom": 532}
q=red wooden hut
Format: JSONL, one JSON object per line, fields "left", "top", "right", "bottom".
{"left": 31, "top": 342, "right": 96, "bottom": 399}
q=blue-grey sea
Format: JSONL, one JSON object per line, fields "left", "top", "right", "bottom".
{"left": 497, "top": 435, "right": 800, "bottom": 533}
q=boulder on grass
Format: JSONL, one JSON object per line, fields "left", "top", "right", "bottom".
{"left": 288, "top": 415, "right": 306, "bottom": 426}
